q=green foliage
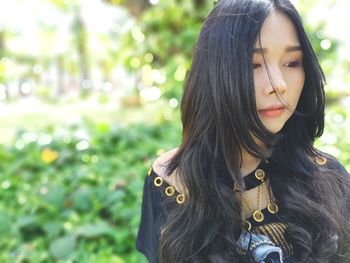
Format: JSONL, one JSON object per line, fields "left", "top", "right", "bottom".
{"left": 0, "top": 119, "right": 181, "bottom": 262}
{"left": 315, "top": 106, "right": 350, "bottom": 171}
{"left": 119, "top": 0, "right": 212, "bottom": 100}
{"left": 118, "top": 0, "right": 348, "bottom": 104}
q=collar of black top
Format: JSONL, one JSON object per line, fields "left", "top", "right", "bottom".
{"left": 243, "top": 159, "right": 271, "bottom": 191}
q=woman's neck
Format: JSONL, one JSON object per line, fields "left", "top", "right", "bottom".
{"left": 240, "top": 151, "right": 262, "bottom": 177}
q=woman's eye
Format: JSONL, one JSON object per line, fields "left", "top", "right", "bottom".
{"left": 285, "top": 61, "right": 301, "bottom": 68}
{"left": 253, "top": 63, "right": 262, "bottom": 69}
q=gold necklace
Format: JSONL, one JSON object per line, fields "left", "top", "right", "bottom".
{"left": 234, "top": 165, "right": 279, "bottom": 229}
{"left": 240, "top": 183, "right": 264, "bottom": 223}
{"left": 256, "top": 169, "right": 279, "bottom": 215}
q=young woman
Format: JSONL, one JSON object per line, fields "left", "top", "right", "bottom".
{"left": 136, "top": 0, "right": 350, "bottom": 262}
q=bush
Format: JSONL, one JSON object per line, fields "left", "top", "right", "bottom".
{"left": 0, "top": 119, "right": 181, "bottom": 262}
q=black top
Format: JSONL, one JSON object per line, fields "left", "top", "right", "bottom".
{"left": 135, "top": 153, "right": 349, "bottom": 262}
{"left": 136, "top": 169, "right": 168, "bottom": 263}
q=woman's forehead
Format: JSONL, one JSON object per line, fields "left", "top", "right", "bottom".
{"left": 254, "top": 11, "right": 300, "bottom": 50}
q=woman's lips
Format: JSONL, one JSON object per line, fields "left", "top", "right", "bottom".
{"left": 258, "top": 107, "right": 285, "bottom": 117}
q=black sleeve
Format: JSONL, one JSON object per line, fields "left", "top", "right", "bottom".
{"left": 321, "top": 151, "right": 349, "bottom": 176}
{"left": 136, "top": 173, "right": 166, "bottom": 263}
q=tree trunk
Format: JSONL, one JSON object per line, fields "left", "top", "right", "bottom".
{"left": 56, "top": 55, "right": 65, "bottom": 96}
{"left": 103, "top": 0, "right": 151, "bottom": 18}
{"left": 73, "top": 11, "right": 90, "bottom": 88}
{"left": 104, "top": 0, "right": 206, "bottom": 17}
{"left": 0, "top": 29, "right": 4, "bottom": 55}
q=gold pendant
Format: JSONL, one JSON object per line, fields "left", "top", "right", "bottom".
{"left": 255, "top": 169, "right": 265, "bottom": 181}
{"left": 252, "top": 210, "right": 264, "bottom": 222}
{"left": 267, "top": 202, "right": 279, "bottom": 214}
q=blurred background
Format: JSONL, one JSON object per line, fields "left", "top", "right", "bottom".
{"left": 0, "top": 0, "right": 349, "bottom": 262}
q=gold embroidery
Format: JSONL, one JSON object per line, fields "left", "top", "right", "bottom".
{"left": 274, "top": 223, "right": 293, "bottom": 255}
{"left": 253, "top": 223, "right": 293, "bottom": 257}
{"left": 265, "top": 224, "right": 285, "bottom": 251}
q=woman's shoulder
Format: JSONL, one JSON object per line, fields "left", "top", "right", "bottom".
{"left": 152, "top": 147, "right": 185, "bottom": 193}
{"left": 152, "top": 147, "right": 179, "bottom": 177}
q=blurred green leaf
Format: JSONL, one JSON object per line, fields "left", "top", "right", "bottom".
{"left": 43, "top": 221, "right": 63, "bottom": 239}
{"left": 0, "top": 210, "right": 12, "bottom": 235}
{"left": 49, "top": 234, "right": 76, "bottom": 260}
{"left": 76, "top": 222, "right": 113, "bottom": 238}
{"left": 72, "top": 187, "right": 93, "bottom": 212}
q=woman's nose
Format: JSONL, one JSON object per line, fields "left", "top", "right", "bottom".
{"left": 263, "top": 67, "right": 287, "bottom": 96}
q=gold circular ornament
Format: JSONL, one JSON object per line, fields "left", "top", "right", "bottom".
{"left": 176, "top": 194, "right": 185, "bottom": 204}
{"left": 255, "top": 169, "right": 265, "bottom": 181}
{"left": 165, "top": 186, "right": 175, "bottom": 196}
{"left": 147, "top": 167, "right": 152, "bottom": 176}
{"left": 267, "top": 202, "right": 279, "bottom": 214}
{"left": 252, "top": 210, "right": 264, "bottom": 222}
{"left": 315, "top": 156, "right": 327, "bottom": 165}
{"left": 154, "top": 176, "right": 163, "bottom": 187}
{"left": 243, "top": 220, "right": 252, "bottom": 231}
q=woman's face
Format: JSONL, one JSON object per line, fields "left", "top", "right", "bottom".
{"left": 253, "top": 11, "right": 305, "bottom": 133}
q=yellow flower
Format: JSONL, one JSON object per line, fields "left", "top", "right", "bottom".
{"left": 41, "top": 148, "right": 59, "bottom": 164}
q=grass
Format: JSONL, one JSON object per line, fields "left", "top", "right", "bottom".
{"left": 0, "top": 94, "right": 176, "bottom": 145}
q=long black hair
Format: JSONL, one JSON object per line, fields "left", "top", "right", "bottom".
{"left": 159, "top": 0, "right": 350, "bottom": 262}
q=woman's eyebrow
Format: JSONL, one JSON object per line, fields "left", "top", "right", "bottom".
{"left": 253, "top": 45, "right": 302, "bottom": 54}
